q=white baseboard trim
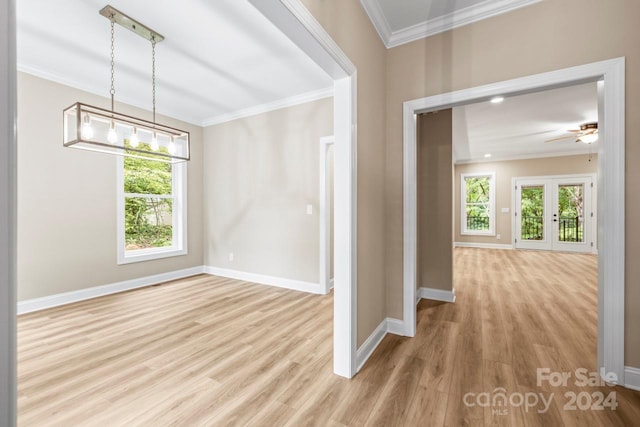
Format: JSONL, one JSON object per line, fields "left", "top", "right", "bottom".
{"left": 356, "top": 319, "right": 387, "bottom": 372}
{"left": 455, "top": 242, "right": 514, "bottom": 250}
{"left": 329, "top": 278, "right": 335, "bottom": 290}
{"left": 418, "top": 287, "right": 456, "bottom": 303}
{"left": 356, "top": 317, "right": 404, "bottom": 372}
{"left": 18, "top": 266, "right": 206, "bottom": 315}
{"left": 203, "top": 266, "right": 325, "bottom": 295}
{"left": 386, "top": 318, "right": 405, "bottom": 336}
{"left": 625, "top": 366, "right": 640, "bottom": 391}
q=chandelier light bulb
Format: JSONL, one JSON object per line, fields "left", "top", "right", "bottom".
{"left": 129, "top": 128, "right": 140, "bottom": 148}
{"left": 168, "top": 137, "right": 176, "bottom": 155}
{"left": 150, "top": 132, "right": 159, "bottom": 151}
{"left": 107, "top": 123, "right": 118, "bottom": 144}
{"left": 81, "top": 114, "right": 94, "bottom": 139}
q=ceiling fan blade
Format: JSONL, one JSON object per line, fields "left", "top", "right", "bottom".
{"left": 545, "top": 134, "right": 575, "bottom": 143}
{"left": 567, "top": 129, "right": 581, "bottom": 133}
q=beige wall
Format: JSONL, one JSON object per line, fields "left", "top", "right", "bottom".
{"left": 455, "top": 155, "right": 598, "bottom": 246}
{"left": 418, "top": 111, "right": 453, "bottom": 291}
{"left": 17, "top": 72, "right": 204, "bottom": 301}
{"left": 384, "top": 0, "right": 640, "bottom": 367}
{"left": 301, "top": 0, "right": 388, "bottom": 346}
{"left": 202, "top": 98, "right": 333, "bottom": 284}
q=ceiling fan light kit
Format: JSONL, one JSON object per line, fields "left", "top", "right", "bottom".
{"left": 63, "top": 5, "right": 190, "bottom": 163}
{"left": 545, "top": 121, "right": 598, "bottom": 145}
{"left": 578, "top": 133, "right": 598, "bottom": 144}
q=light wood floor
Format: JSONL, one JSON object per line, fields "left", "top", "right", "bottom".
{"left": 18, "top": 249, "right": 640, "bottom": 426}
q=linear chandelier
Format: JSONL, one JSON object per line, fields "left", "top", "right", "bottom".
{"left": 63, "top": 5, "right": 190, "bottom": 163}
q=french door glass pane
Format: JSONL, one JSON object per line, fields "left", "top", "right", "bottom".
{"left": 557, "top": 184, "right": 585, "bottom": 243}
{"left": 521, "top": 186, "right": 544, "bottom": 240}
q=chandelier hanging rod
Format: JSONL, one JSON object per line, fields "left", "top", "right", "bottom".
{"left": 99, "top": 5, "right": 165, "bottom": 43}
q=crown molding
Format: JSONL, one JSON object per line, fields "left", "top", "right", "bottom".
{"left": 18, "top": 64, "right": 333, "bottom": 128}
{"left": 201, "top": 86, "right": 334, "bottom": 127}
{"left": 362, "top": 0, "right": 542, "bottom": 49}
{"left": 17, "top": 63, "right": 204, "bottom": 127}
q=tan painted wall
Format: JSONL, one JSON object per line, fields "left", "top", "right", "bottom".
{"left": 384, "top": 0, "right": 640, "bottom": 367}
{"left": 17, "top": 72, "right": 204, "bottom": 301}
{"left": 301, "top": 0, "right": 388, "bottom": 346}
{"left": 455, "top": 155, "right": 598, "bottom": 246}
{"left": 418, "top": 111, "right": 453, "bottom": 291}
{"left": 202, "top": 98, "right": 333, "bottom": 284}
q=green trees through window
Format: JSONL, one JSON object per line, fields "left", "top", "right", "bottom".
{"left": 520, "top": 184, "right": 584, "bottom": 242}
{"left": 521, "top": 186, "right": 544, "bottom": 240}
{"left": 465, "top": 176, "right": 491, "bottom": 231}
{"left": 123, "top": 143, "right": 173, "bottom": 251}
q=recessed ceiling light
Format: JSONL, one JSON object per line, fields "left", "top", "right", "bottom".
{"left": 490, "top": 96, "right": 504, "bottom": 104}
{"left": 484, "top": 153, "right": 492, "bottom": 158}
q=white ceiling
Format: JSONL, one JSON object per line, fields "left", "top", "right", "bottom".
{"left": 17, "top": 0, "right": 333, "bottom": 126}
{"left": 453, "top": 82, "right": 598, "bottom": 164}
{"left": 360, "top": 0, "right": 542, "bottom": 48}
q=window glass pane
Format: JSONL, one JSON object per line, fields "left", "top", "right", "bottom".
{"left": 124, "top": 150, "right": 172, "bottom": 195}
{"left": 125, "top": 197, "right": 173, "bottom": 251}
{"left": 558, "top": 184, "right": 585, "bottom": 243}
{"left": 465, "top": 176, "right": 490, "bottom": 231}
{"left": 521, "top": 186, "right": 544, "bottom": 240}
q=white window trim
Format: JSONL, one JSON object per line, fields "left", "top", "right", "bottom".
{"left": 460, "top": 171, "right": 496, "bottom": 236}
{"left": 116, "top": 158, "right": 188, "bottom": 264}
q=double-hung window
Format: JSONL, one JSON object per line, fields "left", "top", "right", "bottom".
{"left": 461, "top": 172, "right": 495, "bottom": 236}
{"left": 117, "top": 153, "right": 187, "bottom": 264}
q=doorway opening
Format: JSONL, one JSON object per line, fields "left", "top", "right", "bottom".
{"left": 404, "top": 58, "right": 626, "bottom": 384}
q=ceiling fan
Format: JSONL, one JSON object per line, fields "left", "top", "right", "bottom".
{"left": 545, "top": 122, "right": 598, "bottom": 144}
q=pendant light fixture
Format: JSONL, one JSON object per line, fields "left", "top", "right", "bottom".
{"left": 63, "top": 5, "right": 190, "bottom": 163}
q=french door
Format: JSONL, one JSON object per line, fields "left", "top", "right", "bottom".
{"left": 515, "top": 175, "right": 594, "bottom": 253}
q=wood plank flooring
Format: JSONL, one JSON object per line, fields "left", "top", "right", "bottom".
{"left": 18, "top": 249, "right": 640, "bottom": 426}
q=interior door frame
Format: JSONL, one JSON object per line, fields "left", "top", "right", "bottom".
{"left": 513, "top": 173, "right": 596, "bottom": 253}
{"left": 319, "top": 135, "right": 335, "bottom": 294}
{"left": 403, "top": 58, "right": 626, "bottom": 384}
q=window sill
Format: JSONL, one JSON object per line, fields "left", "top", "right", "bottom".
{"left": 118, "top": 247, "right": 187, "bottom": 265}
{"left": 460, "top": 231, "right": 496, "bottom": 237}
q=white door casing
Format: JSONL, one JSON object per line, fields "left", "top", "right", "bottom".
{"left": 403, "top": 58, "right": 625, "bottom": 383}
{"left": 319, "top": 136, "right": 335, "bottom": 294}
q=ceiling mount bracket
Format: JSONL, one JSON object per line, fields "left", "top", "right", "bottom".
{"left": 99, "top": 5, "right": 164, "bottom": 43}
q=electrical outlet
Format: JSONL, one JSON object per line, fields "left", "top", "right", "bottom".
{"left": 306, "top": 204, "right": 313, "bottom": 215}
{"left": 496, "top": 234, "right": 501, "bottom": 240}
{"left": 229, "top": 252, "right": 234, "bottom": 262}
